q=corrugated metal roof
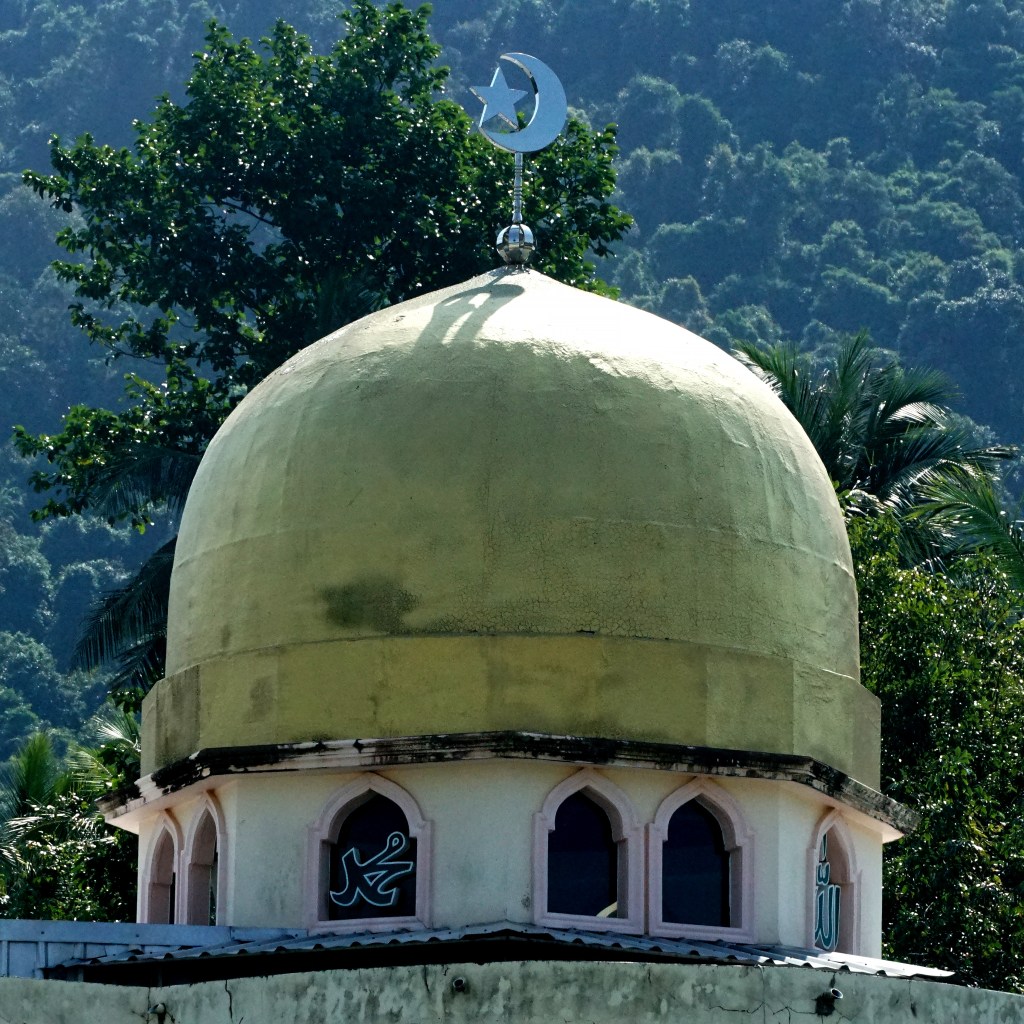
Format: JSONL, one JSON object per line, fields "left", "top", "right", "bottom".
{"left": 54, "top": 922, "right": 953, "bottom": 982}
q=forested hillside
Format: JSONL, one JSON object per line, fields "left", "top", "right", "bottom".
{"left": 2, "top": 1, "right": 1024, "bottom": 753}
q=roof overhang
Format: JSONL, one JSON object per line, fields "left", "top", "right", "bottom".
{"left": 102, "top": 731, "right": 915, "bottom": 838}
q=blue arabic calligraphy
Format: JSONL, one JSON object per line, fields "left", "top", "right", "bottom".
{"left": 813, "top": 834, "right": 841, "bottom": 951}
{"left": 330, "top": 831, "right": 414, "bottom": 909}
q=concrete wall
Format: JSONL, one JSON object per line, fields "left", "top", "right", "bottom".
{"left": 2, "top": 960, "right": 1022, "bottom": 1024}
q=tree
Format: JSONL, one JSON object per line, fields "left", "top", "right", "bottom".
{"left": 0, "top": 719, "right": 138, "bottom": 921}
{"left": 14, "top": 1, "right": 631, "bottom": 703}
{"left": 852, "top": 517, "right": 1024, "bottom": 991}
{"left": 0, "top": 732, "right": 67, "bottom": 825}
{"left": 65, "top": 705, "right": 141, "bottom": 800}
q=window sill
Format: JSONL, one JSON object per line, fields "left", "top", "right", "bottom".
{"left": 648, "top": 920, "right": 755, "bottom": 943}
{"left": 534, "top": 910, "right": 643, "bottom": 935}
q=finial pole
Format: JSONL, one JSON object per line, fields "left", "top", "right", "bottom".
{"left": 469, "top": 53, "right": 567, "bottom": 268}
{"left": 512, "top": 153, "right": 524, "bottom": 225}
{"left": 497, "top": 152, "right": 534, "bottom": 266}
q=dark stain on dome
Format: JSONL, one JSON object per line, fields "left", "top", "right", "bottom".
{"left": 321, "top": 576, "right": 418, "bottom": 634}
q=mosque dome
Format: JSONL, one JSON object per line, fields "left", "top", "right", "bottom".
{"left": 150, "top": 269, "right": 877, "bottom": 785}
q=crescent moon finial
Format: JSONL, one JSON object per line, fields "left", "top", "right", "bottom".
{"left": 470, "top": 53, "right": 567, "bottom": 155}
{"left": 468, "top": 53, "right": 568, "bottom": 266}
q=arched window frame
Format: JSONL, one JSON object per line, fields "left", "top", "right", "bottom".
{"left": 305, "top": 774, "right": 432, "bottom": 933}
{"left": 138, "top": 811, "right": 183, "bottom": 924}
{"left": 533, "top": 769, "right": 643, "bottom": 934}
{"left": 807, "top": 809, "right": 861, "bottom": 954}
{"left": 182, "top": 792, "right": 228, "bottom": 926}
{"left": 647, "top": 778, "right": 755, "bottom": 941}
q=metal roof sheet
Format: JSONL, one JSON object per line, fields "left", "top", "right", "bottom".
{"left": 55, "top": 922, "right": 953, "bottom": 982}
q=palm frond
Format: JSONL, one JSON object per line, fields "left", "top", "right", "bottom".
{"left": 913, "top": 478, "right": 1024, "bottom": 591}
{"left": 865, "top": 421, "right": 1014, "bottom": 510}
{"left": 72, "top": 537, "right": 175, "bottom": 672}
{"left": 734, "top": 340, "right": 837, "bottom": 467}
{"left": 734, "top": 331, "right": 1020, "bottom": 572}
{"left": 0, "top": 734, "right": 69, "bottom": 822}
{"left": 102, "top": 631, "right": 166, "bottom": 711}
{"left": 871, "top": 363, "right": 960, "bottom": 420}
{"left": 66, "top": 706, "right": 141, "bottom": 797}
{"left": 868, "top": 432, "right": 989, "bottom": 504}
{"left": 0, "top": 734, "right": 71, "bottom": 877}
{"left": 87, "top": 445, "right": 200, "bottom": 525}
{"left": 734, "top": 339, "right": 810, "bottom": 409}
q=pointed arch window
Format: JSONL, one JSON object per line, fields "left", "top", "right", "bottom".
{"left": 534, "top": 770, "right": 643, "bottom": 934}
{"left": 329, "top": 793, "right": 416, "bottom": 921}
{"left": 306, "top": 775, "right": 431, "bottom": 932}
{"left": 140, "top": 814, "right": 182, "bottom": 924}
{"left": 663, "top": 800, "right": 729, "bottom": 926}
{"left": 183, "top": 795, "right": 226, "bottom": 926}
{"left": 648, "top": 779, "right": 754, "bottom": 940}
{"left": 548, "top": 791, "right": 618, "bottom": 917}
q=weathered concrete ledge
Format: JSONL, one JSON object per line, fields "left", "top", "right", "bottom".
{"left": 3, "top": 959, "right": 1021, "bottom": 1024}
{"left": 102, "top": 731, "right": 916, "bottom": 834}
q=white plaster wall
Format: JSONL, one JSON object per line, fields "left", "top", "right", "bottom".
{"left": 213, "top": 781, "right": 240, "bottom": 926}
{"left": 776, "top": 780, "right": 885, "bottom": 954}
{"left": 397, "top": 760, "right": 543, "bottom": 925}
{"left": 139, "top": 762, "right": 889, "bottom": 953}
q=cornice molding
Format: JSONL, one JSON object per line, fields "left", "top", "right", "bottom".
{"left": 103, "top": 731, "right": 916, "bottom": 834}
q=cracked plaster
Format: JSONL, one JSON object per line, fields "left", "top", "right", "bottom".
{"left": 3, "top": 961, "right": 1023, "bottom": 1024}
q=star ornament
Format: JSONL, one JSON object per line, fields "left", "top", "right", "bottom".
{"left": 470, "top": 67, "right": 527, "bottom": 131}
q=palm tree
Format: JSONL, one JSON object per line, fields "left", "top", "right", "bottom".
{"left": 0, "top": 732, "right": 68, "bottom": 822}
{"left": 0, "top": 732, "right": 69, "bottom": 876}
{"left": 734, "top": 332, "right": 1017, "bottom": 562}
{"left": 0, "top": 725, "right": 138, "bottom": 919}
{"left": 71, "top": 443, "right": 200, "bottom": 709}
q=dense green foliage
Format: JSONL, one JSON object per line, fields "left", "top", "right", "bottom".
{"left": 0, "top": 791, "right": 136, "bottom": 920}
{"left": 0, "top": 726, "right": 137, "bottom": 920}
{"left": 853, "top": 517, "right": 1024, "bottom": 990}
{"left": 0, "top": 486, "right": 135, "bottom": 755}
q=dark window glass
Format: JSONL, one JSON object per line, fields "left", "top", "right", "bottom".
{"left": 662, "top": 801, "right": 730, "bottom": 927}
{"left": 547, "top": 792, "right": 619, "bottom": 917}
{"left": 150, "top": 831, "right": 176, "bottom": 924}
{"left": 328, "top": 794, "right": 416, "bottom": 920}
{"left": 187, "top": 812, "right": 218, "bottom": 926}
{"left": 209, "top": 846, "right": 219, "bottom": 926}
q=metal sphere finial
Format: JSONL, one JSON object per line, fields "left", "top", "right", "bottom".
{"left": 496, "top": 222, "right": 535, "bottom": 265}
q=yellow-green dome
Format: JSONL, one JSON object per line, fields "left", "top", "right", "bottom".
{"left": 146, "top": 270, "right": 878, "bottom": 784}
